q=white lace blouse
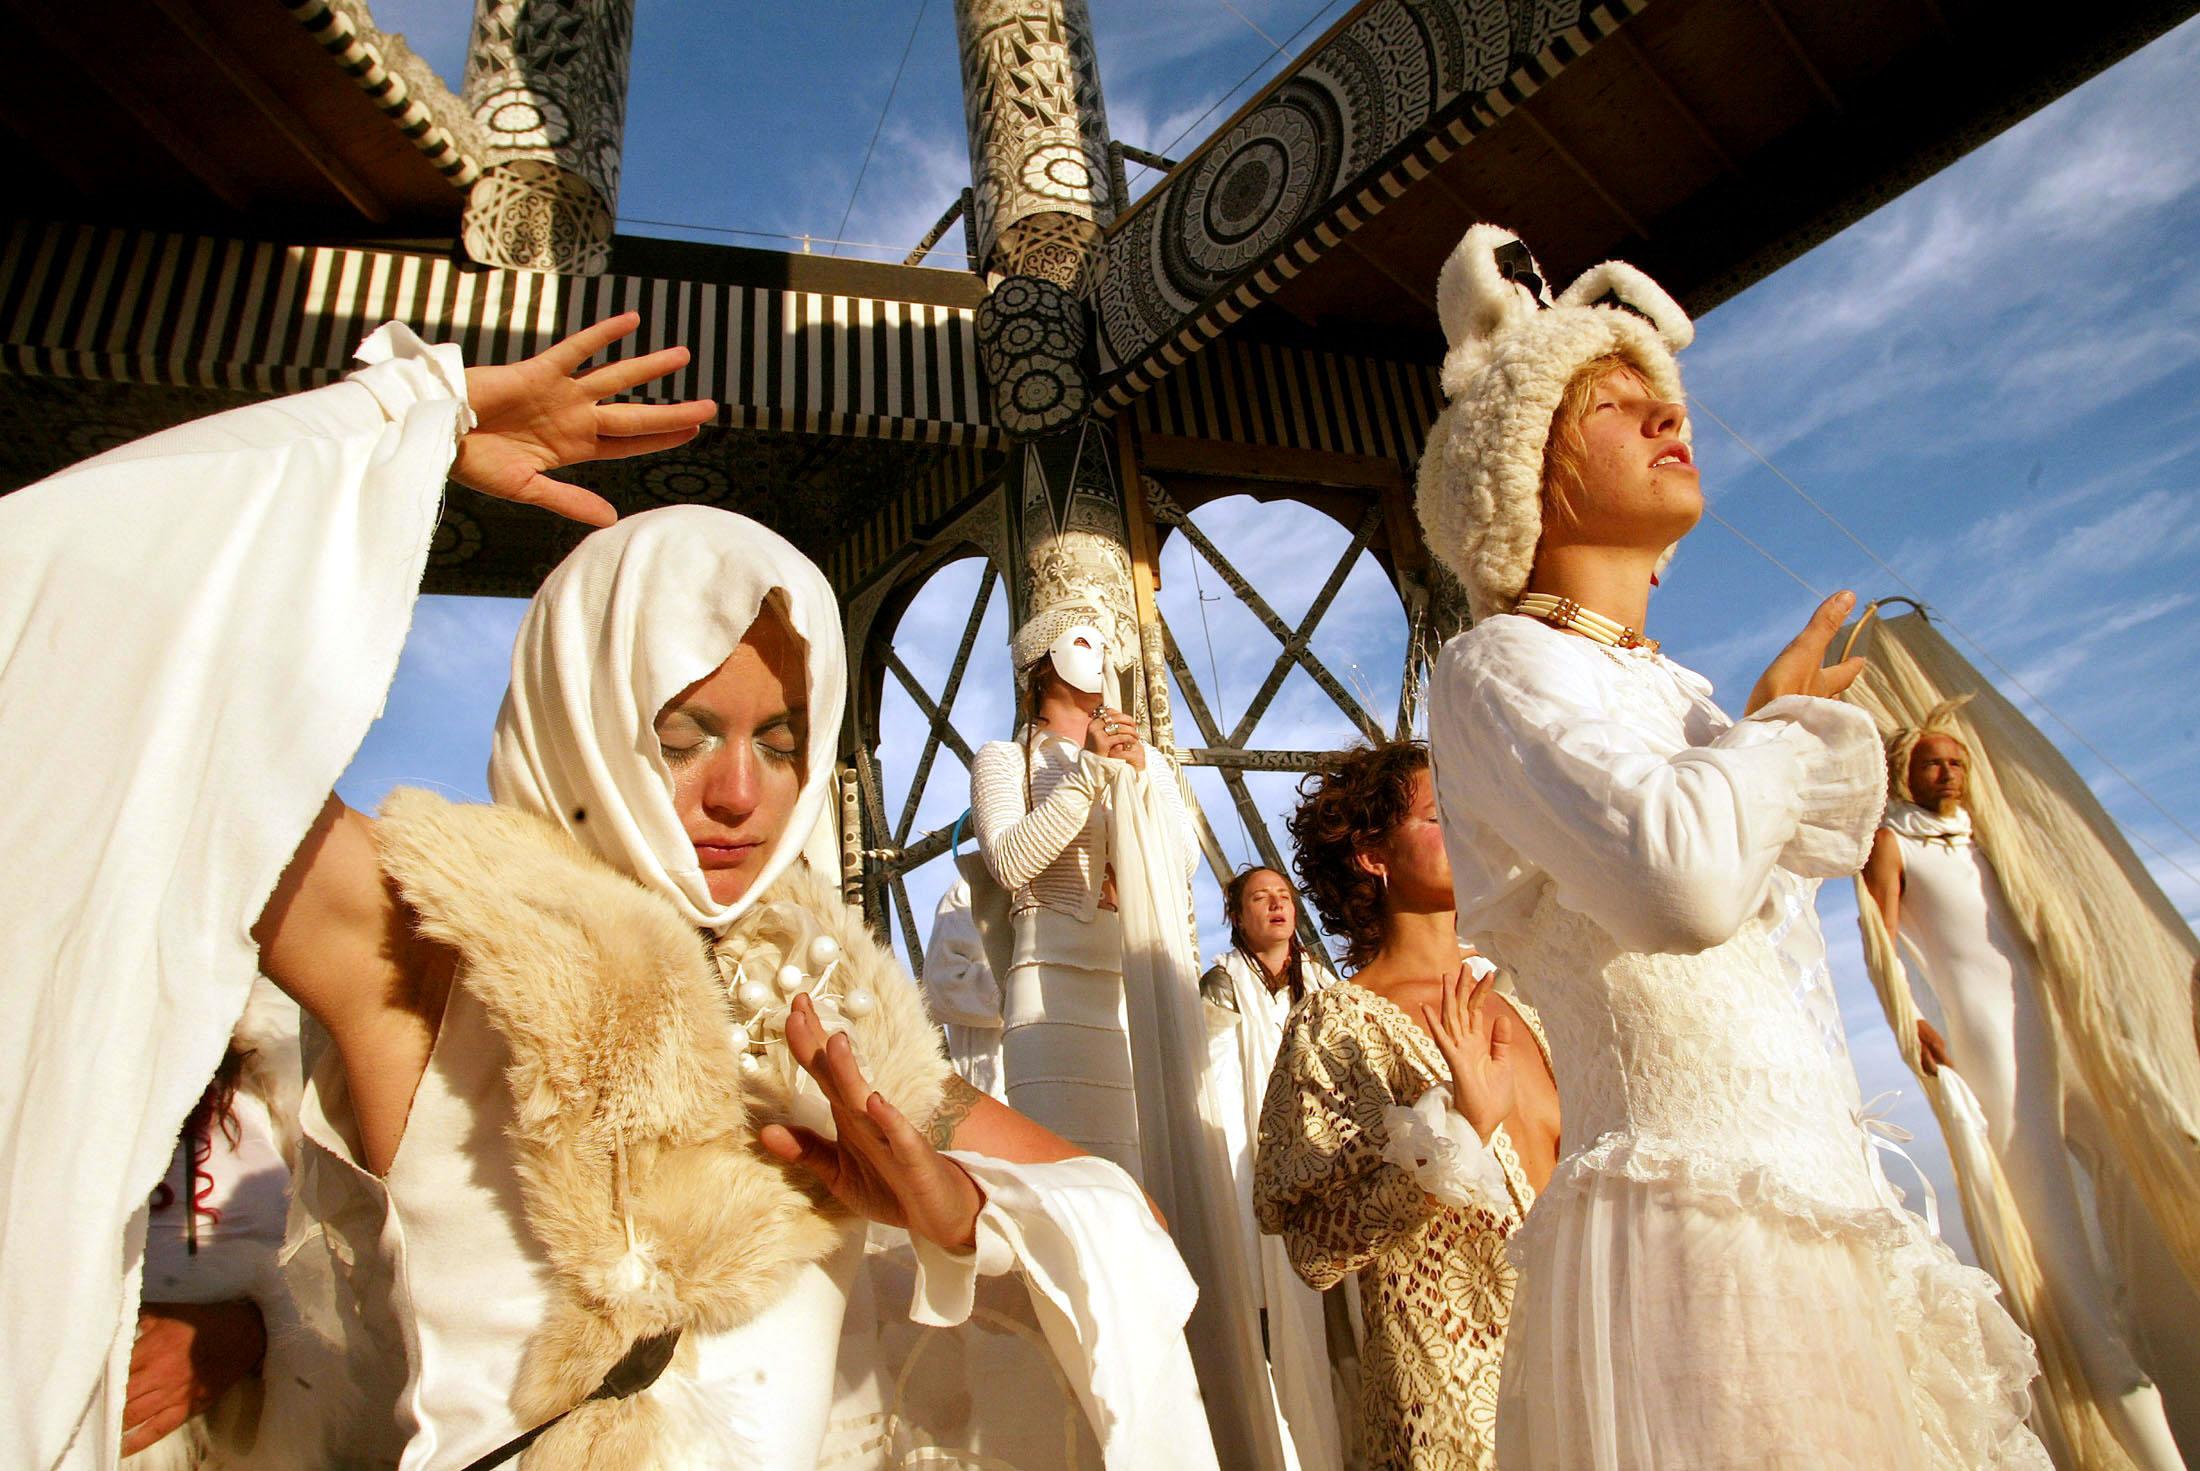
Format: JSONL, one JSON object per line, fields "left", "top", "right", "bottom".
{"left": 1426, "top": 615, "right": 1890, "bottom": 1217}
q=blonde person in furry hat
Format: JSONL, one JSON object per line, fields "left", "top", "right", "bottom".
{"left": 0, "top": 315, "right": 1217, "bottom": 1471}
{"left": 1412, "top": 225, "right": 2048, "bottom": 1469}
{"left": 1861, "top": 699, "right": 2190, "bottom": 1468}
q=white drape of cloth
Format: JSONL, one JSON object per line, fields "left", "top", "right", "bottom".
{"left": 1204, "top": 950, "right": 1344, "bottom": 1471}
{"left": 0, "top": 326, "right": 465, "bottom": 1471}
{"left": 1107, "top": 765, "right": 1293, "bottom": 1471}
{"left": 487, "top": 503, "right": 847, "bottom": 934}
{"left": 921, "top": 879, "right": 1007, "bottom": 1101}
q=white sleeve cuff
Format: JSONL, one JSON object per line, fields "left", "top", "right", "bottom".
{"left": 1381, "top": 1087, "right": 1516, "bottom": 1221}
{"left": 348, "top": 322, "right": 476, "bottom": 437}
{"left": 1743, "top": 694, "right": 1886, "bottom": 877}
{"left": 907, "top": 1174, "right": 1020, "bottom": 1327}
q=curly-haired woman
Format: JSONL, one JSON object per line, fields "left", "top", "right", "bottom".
{"left": 1254, "top": 741, "right": 1559, "bottom": 1470}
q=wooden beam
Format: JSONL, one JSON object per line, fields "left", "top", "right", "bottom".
{"left": 1115, "top": 415, "right": 1177, "bottom": 750}
{"left": 1, "top": 0, "right": 252, "bottom": 214}
{"left": 147, "top": 0, "right": 391, "bottom": 223}
{"left": 1518, "top": 108, "right": 1649, "bottom": 241}
{"left": 1752, "top": 0, "right": 1844, "bottom": 113}
{"left": 1378, "top": 476, "right": 1429, "bottom": 574}
{"left": 1138, "top": 433, "right": 1405, "bottom": 491}
{"left": 1341, "top": 236, "right": 1439, "bottom": 313}
{"left": 1615, "top": 26, "right": 1736, "bottom": 173}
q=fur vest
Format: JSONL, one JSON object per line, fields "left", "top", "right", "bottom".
{"left": 374, "top": 789, "right": 952, "bottom": 1469}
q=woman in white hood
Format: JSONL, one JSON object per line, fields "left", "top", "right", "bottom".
{"left": 0, "top": 314, "right": 1213, "bottom": 1471}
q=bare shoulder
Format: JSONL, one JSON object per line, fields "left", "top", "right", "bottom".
{"left": 253, "top": 795, "right": 441, "bottom": 1039}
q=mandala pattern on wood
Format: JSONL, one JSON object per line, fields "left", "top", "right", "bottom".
{"left": 1096, "top": 0, "right": 1590, "bottom": 376}
{"left": 975, "top": 274, "right": 1088, "bottom": 439}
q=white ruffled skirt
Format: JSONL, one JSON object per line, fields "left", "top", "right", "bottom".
{"left": 1496, "top": 1149, "right": 2050, "bottom": 1471}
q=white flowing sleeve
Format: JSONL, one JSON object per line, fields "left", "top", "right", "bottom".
{"left": 906, "top": 1152, "right": 1215, "bottom": 1470}
{"left": 1431, "top": 628, "right": 1882, "bottom": 954}
{"left": 0, "top": 324, "right": 465, "bottom": 1471}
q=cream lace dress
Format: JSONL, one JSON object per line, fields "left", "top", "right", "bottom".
{"left": 1255, "top": 981, "right": 1550, "bottom": 1470}
{"left": 1428, "top": 616, "right": 2047, "bottom": 1471}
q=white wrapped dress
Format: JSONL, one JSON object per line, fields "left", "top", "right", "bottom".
{"left": 1429, "top": 616, "right": 2047, "bottom": 1471}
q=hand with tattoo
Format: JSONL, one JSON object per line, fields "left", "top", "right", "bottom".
{"left": 759, "top": 994, "right": 987, "bottom": 1250}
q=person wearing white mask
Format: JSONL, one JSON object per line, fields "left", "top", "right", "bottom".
{"left": 967, "top": 603, "right": 1190, "bottom": 1177}
{"left": 0, "top": 314, "right": 1217, "bottom": 1471}
{"left": 969, "top": 604, "right": 1298, "bottom": 1471}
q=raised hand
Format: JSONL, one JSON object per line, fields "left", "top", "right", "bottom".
{"left": 1746, "top": 590, "right": 1867, "bottom": 715}
{"left": 1082, "top": 706, "right": 1146, "bottom": 769}
{"left": 1424, "top": 965, "right": 1518, "bottom": 1142}
{"left": 759, "top": 992, "right": 985, "bottom": 1251}
{"left": 454, "top": 311, "right": 718, "bottom": 528}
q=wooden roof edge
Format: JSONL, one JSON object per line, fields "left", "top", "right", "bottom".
{"left": 1654, "top": 0, "right": 2200, "bottom": 319}
{"left": 284, "top": 0, "right": 488, "bottom": 191}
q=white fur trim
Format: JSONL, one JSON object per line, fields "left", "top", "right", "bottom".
{"left": 1416, "top": 225, "right": 1695, "bottom": 622}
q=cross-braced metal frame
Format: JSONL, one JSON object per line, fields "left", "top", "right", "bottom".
{"left": 848, "top": 468, "right": 1463, "bottom": 972}
{"left": 856, "top": 559, "right": 1001, "bottom": 977}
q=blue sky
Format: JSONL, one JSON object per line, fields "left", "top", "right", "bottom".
{"left": 352, "top": 3, "right": 2200, "bottom": 1261}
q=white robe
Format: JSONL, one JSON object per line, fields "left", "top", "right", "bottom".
{"left": 1203, "top": 949, "right": 1345, "bottom": 1471}
{"left": 0, "top": 325, "right": 463, "bottom": 1471}
{"left": 0, "top": 329, "right": 1217, "bottom": 1471}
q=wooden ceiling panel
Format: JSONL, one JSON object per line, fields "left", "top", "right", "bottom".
{"left": 0, "top": 0, "right": 466, "bottom": 236}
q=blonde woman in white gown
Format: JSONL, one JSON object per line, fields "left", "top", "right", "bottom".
{"left": 1414, "top": 226, "right": 2047, "bottom": 1469}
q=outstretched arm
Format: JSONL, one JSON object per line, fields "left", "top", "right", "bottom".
{"left": 254, "top": 315, "right": 716, "bottom": 1172}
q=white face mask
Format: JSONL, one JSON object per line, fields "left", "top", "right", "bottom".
{"left": 1046, "top": 624, "right": 1108, "bottom": 696}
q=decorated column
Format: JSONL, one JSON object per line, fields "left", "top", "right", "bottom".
{"left": 460, "top": 0, "right": 635, "bottom": 277}
{"left": 953, "top": 0, "right": 1158, "bottom": 727}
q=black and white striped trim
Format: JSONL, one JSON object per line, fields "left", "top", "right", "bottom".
{"left": 0, "top": 221, "right": 996, "bottom": 443}
{"left": 823, "top": 444, "right": 999, "bottom": 594}
{"left": 1129, "top": 337, "right": 1442, "bottom": 464}
{"left": 282, "top": 0, "right": 482, "bottom": 189}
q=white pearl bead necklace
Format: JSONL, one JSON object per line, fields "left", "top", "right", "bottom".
{"left": 717, "top": 916, "right": 876, "bottom": 1072}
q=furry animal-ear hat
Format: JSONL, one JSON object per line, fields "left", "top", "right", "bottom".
{"left": 1415, "top": 224, "right": 1695, "bottom": 622}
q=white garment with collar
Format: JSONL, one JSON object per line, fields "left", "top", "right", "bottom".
{"left": 1430, "top": 615, "right": 2048, "bottom": 1471}
{"left": 1203, "top": 948, "right": 1345, "bottom": 1471}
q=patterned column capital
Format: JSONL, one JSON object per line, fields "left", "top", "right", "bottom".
{"left": 460, "top": 0, "right": 635, "bottom": 277}
{"left": 975, "top": 275, "right": 1089, "bottom": 439}
{"left": 954, "top": 0, "right": 1114, "bottom": 291}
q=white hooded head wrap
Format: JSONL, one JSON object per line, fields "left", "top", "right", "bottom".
{"left": 489, "top": 504, "right": 846, "bottom": 933}
{"left": 1414, "top": 224, "right": 1696, "bottom": 622}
